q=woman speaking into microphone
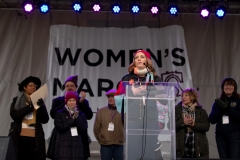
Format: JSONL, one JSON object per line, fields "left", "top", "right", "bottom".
{"left": 115, "top": 50, "right": 165, "bottom": 159}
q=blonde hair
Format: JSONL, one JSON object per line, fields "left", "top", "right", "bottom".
{"left": 182, "top": 88, "right": 199, "bottom": 104}
{"left": 128, "top": 56, "right": 158, "bottom": 76}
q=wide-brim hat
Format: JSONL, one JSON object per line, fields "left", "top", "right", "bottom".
{"left": 18, "top": 76, "right": 41, "bottom": 92}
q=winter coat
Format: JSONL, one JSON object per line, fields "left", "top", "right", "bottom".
{"left": 54, "top": 107, "right": 88, "bottom": 160}
{"left": 209, "top": 96, "right": 240, "bottom": 133}
{"left": 93, "top": 105, "right": 124, "bottom": 145}
{"left": 48, "top": 96, "right": 93, "bottom": 159}
{"left": 10, "top": 97, "right": 49, "bottom": 160}
{"left": 175, "top": 102, "right": 210, "bottom": 158}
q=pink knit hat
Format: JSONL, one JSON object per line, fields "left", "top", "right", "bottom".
{"left": 134, "top": 50, "right": 151, "bottom": 59}
{"left": 65, "top": 91, "right": 78, "bottom": 104}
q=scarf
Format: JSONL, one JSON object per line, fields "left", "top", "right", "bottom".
{"left": 15, "top": 92, "right": 37, "bottom": 126}
{"left": 182, "top": 102, "right": 197, "bottom": 158}
{"left": 133, "top": 67, "right": 154, "bottom": 83}
{"left": 14, "top": 92, "right": 30, "bottom": 110}
{"left": 182, "top": 102, "right": 197, "bottom": 132}
{"left": 65, "top": 105, "right": 78, "bottom": 117}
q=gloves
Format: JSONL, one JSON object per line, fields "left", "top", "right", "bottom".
{"left": 72, "top": 111, "right": 79, "bottom": 119}
{"left": 37, "top": 98, "right": 46, "bottom": 108}
{"left": 215, "top": 98, "right": 228, "bottom": 109}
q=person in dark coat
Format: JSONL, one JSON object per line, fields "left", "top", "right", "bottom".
{"left": 10, "top": 76, "right": 49, "bottom": 160}
{"left": 209, "top": 77, "right": 240, "bottom": 159}
{"left": 115, "top": 50, "right": 163, "bottom": 159}
{"left": 175, "top": 88, "right": 210, "bottom": 158}
{"left": 47, "top": 75, "right": 93, "bottom": 160}
{"left": 54, "top": 91, "right": 88, "bottom": 160}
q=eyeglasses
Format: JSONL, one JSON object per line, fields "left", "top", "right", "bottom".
{"left": 65, "top": 84, "right": 76, "bottom": 88}
{"left": 28, "top": 84, "right": 38, "bottom": 88}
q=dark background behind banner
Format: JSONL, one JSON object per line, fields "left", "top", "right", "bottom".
{"left": 1, "top": 10, "right": 240, "bottom": 158}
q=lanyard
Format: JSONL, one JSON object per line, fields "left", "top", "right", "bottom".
{"left": 110, "top": 110, "right": 117, "bottom": 121}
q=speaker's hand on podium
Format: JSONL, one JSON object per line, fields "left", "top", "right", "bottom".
{"left": 131, "top": 83, "right": 146, "bottom": 95}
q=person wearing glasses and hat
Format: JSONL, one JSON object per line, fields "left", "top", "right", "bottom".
{"left": 10, "top": 76, "right": 49, "bottom": 160}
{"left": 209, "top": 77, "right": 240, "bottom": 159}
{"left": 175, "top": 88, "right": 210, "bottom": 158}
{"left": 93, "top": 89, "right": 124, "bottom": 160}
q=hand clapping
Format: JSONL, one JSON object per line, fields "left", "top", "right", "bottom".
{"left": 184, "top": 115, "right": 194, "bottom": 126}
{"left": 79, "top": 91, "right": 86, "bottom": 103}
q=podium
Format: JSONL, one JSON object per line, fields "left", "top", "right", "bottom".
{"left": 123, "top": 82, "right": 176, "bottom": 160}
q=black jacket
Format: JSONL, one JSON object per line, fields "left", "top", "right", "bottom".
{"left": 175, "top": 102, "right": 210, "bottom": 158}
{"left": 209, "top": 96, "right": 240, "bottom": 132}
{"left": 54, "top": 107, "right": 88, "bottom": 160}
{"left": 10, "top": 97, "right": 49, "bottom": 160}
{"left": 48, "top": 96, "right": 93, "bottom": 159}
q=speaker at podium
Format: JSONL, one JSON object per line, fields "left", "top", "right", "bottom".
{"left": 0, "top": 136, "right": 17, "bottom": 160}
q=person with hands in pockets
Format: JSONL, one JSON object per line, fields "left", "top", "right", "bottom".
{"left": 209, "top": 77, "right": 240, "bottom": 159}
{"left": 10, "top": 76, "right": 49, "bottom": 160}
{"left": 54, "top": 91, "right": 88, "bottom": 160}
{"left": 93, "top": 89, "right": 124, "bottom": 160}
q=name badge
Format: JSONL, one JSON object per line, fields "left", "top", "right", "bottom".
{"left": 108, "top": 122, "right": 114, "bottom": 131}
{"left": 222, "top": 116, "right": 229, "bottom": 124}
{"left": 71, "top": 127, "right": 78, "bottom": 136}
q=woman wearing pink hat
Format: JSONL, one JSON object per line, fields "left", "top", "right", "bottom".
{"left": 115, "top": 50, "right": 163, "bottom": 160}
{"left": 54, "top": 91, "right": 88, "bottom": 160}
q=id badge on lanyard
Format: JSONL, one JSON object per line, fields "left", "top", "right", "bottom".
{"left": 222, "top": 115, "right": 229, "bottom": 124}
{"left": 108, "top": 122, "right": 114, "bottom": 131}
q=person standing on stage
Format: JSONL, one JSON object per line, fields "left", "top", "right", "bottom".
{"left": 209, "top": 77, "right": 240, "bottom": 159}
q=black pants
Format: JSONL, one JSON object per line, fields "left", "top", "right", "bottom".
{"left": 18, "top": 136, "right": 37, "bottom": 160}
{"left": 216, "top": 131, "right": 240, "bottom": 159}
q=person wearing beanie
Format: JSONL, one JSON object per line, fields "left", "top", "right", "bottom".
{"left": 48, "top": 75, "right": 93, "bottom": 160}
{"left": 54, "top": 91, "right": 88, "bottom": 160}
{"left": 10, "top": 76, "right": 49, "bottom": 160}
{"left": 209, "top": 77, "right": 240, "bottom": 159}
{"left": 93, "top": 89, "right": 124, "bottom": 160}
{"left": 115, "top": 50, "right": 163, "bottom": 159}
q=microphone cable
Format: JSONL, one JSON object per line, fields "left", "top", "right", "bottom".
{"left": 140, "top": 65, "right": 152, "bottom": 159}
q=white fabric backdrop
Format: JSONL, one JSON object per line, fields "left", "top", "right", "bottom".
{"left": 46, "top": 24, "right": 192, "bottom": 140}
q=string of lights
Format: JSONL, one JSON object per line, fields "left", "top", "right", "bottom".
{"left": 1, "top": 0, "right": 240, "bottom": 19}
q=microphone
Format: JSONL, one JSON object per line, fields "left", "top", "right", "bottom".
{"left": 143, "top": 63, "right": 151, "bottom": 82}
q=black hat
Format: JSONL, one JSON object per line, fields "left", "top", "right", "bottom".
{"left": 221, "top": 77, "right": 237, "bottom": 91}
{"left": 18, "top": 76, "right": 41, "bottom": 92}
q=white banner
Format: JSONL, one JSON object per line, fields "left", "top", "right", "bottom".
{"left": 45, "top": 24, "right": 192, "bottom": 140}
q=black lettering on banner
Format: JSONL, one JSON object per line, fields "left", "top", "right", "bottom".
{"left": 164, "top": 49, "right": 169, "bottom": 57}
{"left": 98, "top": 79, "right": 114, "bottom": 97}
{"left": 55, "top": 48, "right": 81, "bottom": 66}
{"left": 84, "top": 49, "right": 103, "bottom": 66}
{"left": 53, "top": 78, "right": 64, "bottom": 96}
{"left": 147, "top": 49, "right": 162, "bottom": 68}
{"left": 172, "top": 48, "right": 185, "bottom": 66}
{"left": 129, "top": 49, "right": 139, "bottom": 64}
{"left": 107, "top": 50, "right": 125, "bottom": 67}
{"left": 78, "top": 79, "right": 94, "bottom": 96}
